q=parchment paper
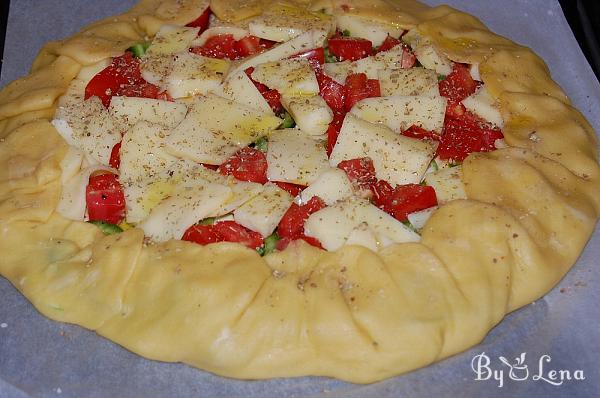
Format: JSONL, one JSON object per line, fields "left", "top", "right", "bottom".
{"left": 1, "top": 1, "right": 599, "bottom": 397}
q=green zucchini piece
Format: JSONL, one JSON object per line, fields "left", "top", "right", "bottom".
{"left": 88, "top": 221, "right": 124, "bottom": 235}
{"left": 324, "top": 48, "right": 338, "bottom": 63}
{"left": 257, "top": 232, "right": 280, "bottom": 256}
{"left": 281, "top": 112, "right": 296, "bottom": 129}
{"left": 198, "top": 217, "right": 216, "bottom": 225}
{"left": 254, "top": 136, "right": 269, "bottom": 152}
{"left": 127, "top": 42, "right": 151, "bottom": 58}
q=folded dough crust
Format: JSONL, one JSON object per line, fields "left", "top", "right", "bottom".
{"left": 0, "top": 0, "right": 598, "bottom": 384}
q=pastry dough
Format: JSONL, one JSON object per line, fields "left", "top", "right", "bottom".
{"left": 0, "top": 0, "right": 599, "bottom": 383}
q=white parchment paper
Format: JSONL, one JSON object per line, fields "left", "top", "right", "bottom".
{"left": 1, "top": 1, "right": 599, "bottom": 397}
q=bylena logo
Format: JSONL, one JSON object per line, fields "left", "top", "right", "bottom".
{"left": 471, "top": 352, "right": 585, "bottom": 388}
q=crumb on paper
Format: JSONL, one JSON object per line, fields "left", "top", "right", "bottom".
{"left": 55, "top": 387, "right": 62, "bottom": 394}
{"left": 0, "top": 323, "right": 7, "bottom": 328}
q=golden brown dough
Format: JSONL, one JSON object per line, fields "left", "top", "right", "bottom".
{"left": 0, "top": 0, "right": 598, "bottom": 384}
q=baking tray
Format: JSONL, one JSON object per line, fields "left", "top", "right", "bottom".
{"left": 1, "top": 1, "right": 599, "bottom": 397}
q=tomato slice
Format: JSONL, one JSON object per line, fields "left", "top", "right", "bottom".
{"left": 437, "top": 112, "right": 504, "bottom": 162}
{"left": 439, "top": 63, "right": 479, "bottom": 103}
{"left": 278, "top": 196, "right": 326, "bottom": 240}
{"left": 109, "top": 142, "right": 121, "bottom": 169}
{"left": 275, "top": 235, "right": 323, "bottom": 251}
{"left": 86, "top": 173, "right": 126, "bottom": 225}
{"left": 371, "top": 182, "right": 437, "bottom": 222}
{"left": 337, "top": 157, "right": 378, "bottom": 191}
{"left": 191, "top": 34, "right": 239, "bottom": 60}
{"left": 212, "top": 221, "right": 264, "bottom": 250}
{"left": 185, "top": 7, "right": 211, "bottom": 33}
{"left": 326, "top": 111, "right": 346, "bottom": 157}
{"left": 116, "top": 82, "right": 161, "bottom": 99}
{"left": 182, "top": 224, "right": 220, "bottom": 245}
{"left": 328, "top": 37, "right": 373, "bottom": 61}
{"left": 261, "top": 89, "right": 283, "bottom": 114}
{"left": 85, "top": 53, "right": 143, "bottom": 107}
{"left": 183, "top": 221, "right": 264, "bottom": 250}
{"left": 344, "top": 73, "right": 380, "bottom": 111}
{"left": 218, "top": 147, "right": 268, "bottom": 184}
{"left": 291, "top": 47, "right": 325, "bottom": 66}
{"left": 235, "top": 36, "right": 262, "bottom": 57}
{"left": 401, "top": 125, "right": 440, "bottom": 141}
{"left": 274, "top": 182, "right": 306, "bottom": 197}
{"left": 317, "top": 72, "right": 346, "bottom": 112}
{"left": 376, "top": 35, "right": 401, "bottom": 53}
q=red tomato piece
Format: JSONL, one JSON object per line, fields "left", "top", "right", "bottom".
{"left": 261, "top": 89, "right": 283, "bottom": 114}
{"left": 86, "top": 173, "right": 126, "bottom": 225}
{"left": 201, "top": 163, "right": 219, "bottom": 171}
{"left": 191, "top": 34, "right": 239, "bottom": 60}
{"left": 400, "top": 46, "right": 417, "bottom": 68}
{"left": 291, "top": 47, "right": 325, "bottom": 66}
{"left": 245, "top": 67, "right": 269, "bottom": 92}
{"left": 278, "top": 196, "right": 326, "bottom": 240}
{"left": 218, "top": 147, "right": 268, "bottom": 184}
{"left": 328, "top": 37, "right": 373, "bottom": 61}
{"left": 185, "top": 7, "right": 211, "bottom": 33}
{"left": 109, "top": 142, "right": 121, "bottom": 169}
{"left": 235, "top": 36, "right": 262, "bottom": 57}
{"left": 326, "top": 111, "right": 346, "bottom": 157}
{"left": 182, "top": 224, "right": 220, "bottom": 245}
{"left": 317, "top": 72, "right": 346, "bottom": 112}
{"left": 274, "top": 181, "right": 306, "bottom": 197}
{"left": 182, "top": 221, "right": 264, "bottom": 250}
{"left": 337, "top": 157, "right": 377, "bottom": 190}
{"left": 401, "top": 125, "right": 440, "bottom": 141}
{"left": 85, "top": 52, "right": 143, "bottom": 107}
{"left": 344, "top": 73, "right": 380, "bottom": 111}
{"left": 437, "top": 113, "right": 504, "bottom": 162}
{"left": 276, "top": 235, "right": 324, "bottom": 251}
{"left": 259, "top": 39, "right": 277, "bottom": 50}
{"left": 371, "top": 182, "right": 437, "bottom": 222}
{"left": 376, "top": 35, "right": 401, "bottom": 53}
{"left": 212, "top": 221, "right": 264, "bottom": 250}
{"left": 439, "top": 63, "right": 479, "bottom": 103}
{"left": 116, "top": 82, "right": 161, "bottom": 99}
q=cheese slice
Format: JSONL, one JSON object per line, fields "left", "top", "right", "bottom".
{"left": 407, "top": 206, "right": 437, "bottom": 231}
{"left": 413, "top": 44, "right": 453, "bottom": 76}
{"left": 350, "top": 95, "right": 447, "bottom": 133}
{"left": 221, "top": 69, "right": 273, "bottom": 114}
{"left": 191, "top": 166, "right": 265, "bottom": 217}
{"left": 145, "top": 25, "right": 200, "bottom": 57}
{"left": 166, "top": 52, "right": 230, "bottom": 98}
{"left": 192, "top": 26, "right": 250, "bottom": 46}
{"left": 267, "top": 128, "right": 329, "bottom": 185}
{"left": 281, "top": 94, "right": 333, "bottom": 136}
{"left": 140, "top": 179, "right": 232, "bottom": 242}
{"left": 251, "top": 58, "right": 320, "bottom": 96}
{"left": 334, "top": 14, "right": 402, "bottom": 47}
{"left": 52, "top": 93, "right": 121, "bottom": 166}
{"left": 304, "top": 198, "right": 420, "bottom": 251}
{"left": 228, "top": 29, "right": 328, "bottom": 77}
{"left": 323, "top": 45, "right": 410, "bottom": 85}
{"left": 424, "top": 166, "right": 467, "bottom": 204}
{"left": 298, "top": 168, "right": 353, "bottom": 205}
{"left": 109, "top": 96, "right": 188, "bottom": 128}
{"left": 248, "top": 3, "right": 335, "bottom": 42}
{"left": 378, "top": 67, "right": 440, "bottom": 97}
{"left": 76, "top": 59, "right": 112, "bottom": 84}
{"left": 165, "top": 94, "right": 281, "bottom": 165}
{"left": 345, "top": 223, "right": 380, "bottom": 252}
{"left": 234, "top": 183, "right": 293, "bottom": 237}
{"left": 462, "top": 86, "right": 504, "bottom": 127}
{"left": 329, "top": 114, "right": 436, "bottom": 186}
